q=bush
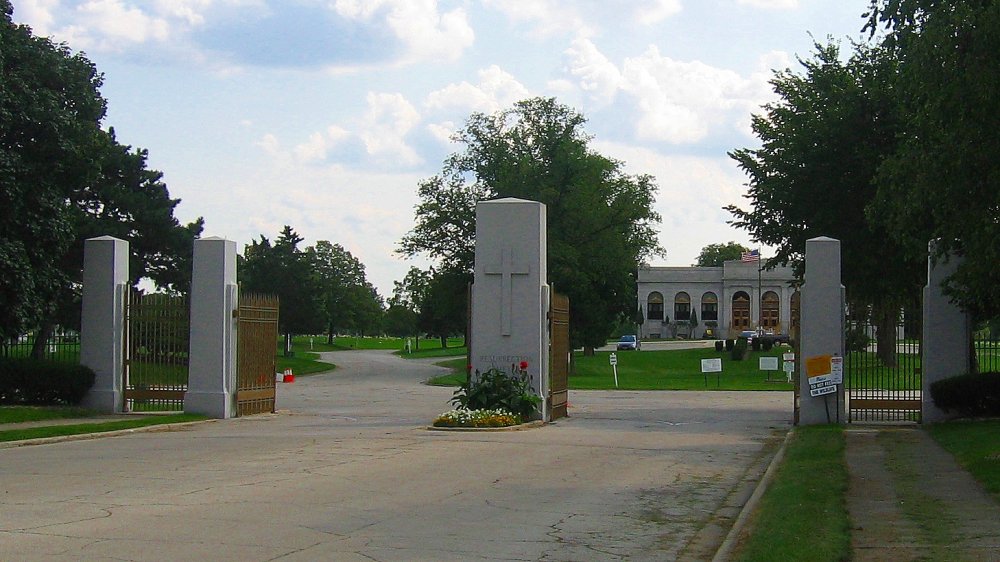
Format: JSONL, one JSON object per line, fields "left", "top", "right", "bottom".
{"left": 930, "top": 372, "right": 1000, "bottom": 417}
{"left": 845, "top": 326, "right": 870, "bottom": 353}
{"left": 761, "top": 336, "right": 774, "bottom": 351}
{"left": 751, "top": 337, "right": 762, "bottom": 352}
{"left": 731, "top": 337, "right": 749, "bottom": 361}
{"left": 714, "top": 340, "right": 724, "bottom": 352}
{"left": 0, "top": 358, "right": 96, "bottom": 405}
{"left": 725, "top": 339, "right": 735, "bottom": 352}
{"left": 451, "top": 363, "right": 541, "bottom": 419}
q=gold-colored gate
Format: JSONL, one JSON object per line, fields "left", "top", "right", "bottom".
{"left": 236, "top": 292, "right": 279, "bottom": 416}
{"left": 549, "top": 292, "right": 570, "bottom": 420}
{"left": 123, "top": 289, "right": 189, "bottom": 412}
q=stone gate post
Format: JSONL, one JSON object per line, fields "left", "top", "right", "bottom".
{"left": 185, "top": 237, "right": 238, "bottom": 419}
{"left": 80, "top": 236, "right": 129, "bottom": 413}
{"left": 798, "top": 236, "right": 846, "bottom": 425}
{"left": 470, "top": 198, "right": 550, "bottom": 420}
{"left": 922, "top": 240, "right": 972, "bottom": 423}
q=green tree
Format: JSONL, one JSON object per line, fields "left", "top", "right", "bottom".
{"left": 240, "top": 226, "right": 324, "bottom": 355}
{"left": 726, "top": 39, "right": 921, "bottom": 366}
{"left": 399, "top": 97, "right": 662, "bottom": 352}
{"left": 866, "top": 0, "right": 1000, "bottom": 319}
{"left": 388, "top": 267, "right": 432, "bottom": 348}
{"left": 307, "top": 241, "right": 375, "bottom": 342}
{"left": 418, "top": 269, "right": 470, "bottom": 349}
{"left": 694, "top": 242, "right": 751, "bottom": 267}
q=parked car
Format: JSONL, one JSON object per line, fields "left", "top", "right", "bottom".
{"left": 617, "top": 335, "right": 640, "bottom": 351}
{"left": 739, "top": 330, "right": 756, "bottom": 343}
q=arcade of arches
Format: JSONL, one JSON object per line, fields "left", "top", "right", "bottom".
{"left": 637, "top": 261, "right": 797, "bottom": 339}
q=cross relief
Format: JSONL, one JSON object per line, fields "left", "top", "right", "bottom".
{"left": 484, "top": 247, "right": 530, "bottom": 336}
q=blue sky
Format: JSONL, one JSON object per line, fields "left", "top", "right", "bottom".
{"left": 12, "top": 0, "right": 873, "bottom": 297}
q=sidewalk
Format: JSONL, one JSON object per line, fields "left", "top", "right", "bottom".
{"left": 846, "top": 427, "right": 1000, "bottom": 562}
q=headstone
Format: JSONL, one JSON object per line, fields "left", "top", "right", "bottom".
{"left": 469, "top": 198, "right": 550, "bottom": 420}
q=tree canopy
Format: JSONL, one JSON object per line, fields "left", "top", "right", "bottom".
{"left": 1, "top": 2, "right": 202, "bottom": 344}
{"left": 694, "top": 242, "right": 751, "bottom": 267}
{"left": 400, "top": 97, "right": 662, "bottom": 350}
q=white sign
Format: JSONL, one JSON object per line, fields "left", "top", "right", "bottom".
{"left": 808, "top": 373, "right": 836, "bottom": 386}
{"left": 783, "top": 352, "right": 795, "bottom": 361}
{"left": 701, "top": 358, "right": 723, "bottom": 373}
{"left": 609, "top": 353, "right": 618, "bottom": 366}
{"left": 809, "top": 384, "right": 837, "bottom": 397}
{"left": 759, "top": 356, "right": 779, "bottom": 371}
{"left": 830, "top": 356, "right": 844, "bottom": 384}
{"left": 783, "top": 361, "right": 795, "bottom": 373}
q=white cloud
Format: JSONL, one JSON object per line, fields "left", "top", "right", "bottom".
{"left": 74, "top": 0, "right": 171, "bottom": 48}
{"left": 359, "top": 92, "right": 423, "bottom": 166}
{"left": 564, "top": 37, "right": 622, "bottom": 104}
{"left": 13, "top": 0, "right": 60, "bottom": 35}
{"left": 736, "top": 0, "right": 799, "bottom": 9}
{"left": 426, "top": 121, "right": 456, "bottom": 145}
{"left": 333, "top": 0, "right": 475, "bottom": 63}
{"left": 634, "top": 0, "right": 682, "bottom": 25}
{"left": 425, "top": 65, "right": 531, "bottom": 115}
{"left": 483, "top": 0, "right": 594, "bottom": 38}
{"left": 293, "top": 126, "right": 351, "bottom": 164}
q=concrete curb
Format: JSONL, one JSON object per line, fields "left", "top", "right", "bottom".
{"left": 427, "top": 420, "right": 547, "bottom": 432}
{"left": 712, "top": 428, "right": 794, "bottom": 562}
{"left": 0, "top": 420, "right": 216, "bottom": 450}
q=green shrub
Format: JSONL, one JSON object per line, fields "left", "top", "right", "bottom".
{"left": 725, "top": 339, "right": 736, "bottom": 352}
{"left": 0, "top": 358, "right": 96, "bottom": 405}
{"left": 930, "top": 372, "right": 1000, "bottom": 417}
{"left": 751, "top": 336, "right": 762, "bottom": 352}
{"left": 714, "top": 340, "right": 724, "bottom": 352}
{"left": 761, "top": 336, "right": 774, "bottom": 351}
{"left": 451, "top": 363, "right": 541, "bottom": 419}
{"left": 845, "top": 326, "right": 870, "bottom": 353}
{"left": 732, "top": 337, "right": 749, "bottom": 361}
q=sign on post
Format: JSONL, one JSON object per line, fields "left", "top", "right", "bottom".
{"left": 701, "top": 357, "right": 722, "bottom": 388}
{"left": 806, "top": 354, "right": 838, "bottom": 397}
{"left": 609, "top": 353, "right": 618, "bottom": 388}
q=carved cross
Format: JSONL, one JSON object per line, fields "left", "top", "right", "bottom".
{"left": 484, "top": 247, "right": 530, "bottom": 336}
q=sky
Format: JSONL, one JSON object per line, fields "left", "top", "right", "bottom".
{"left": 11, "top": 0, "right": 874, "bottom": 298}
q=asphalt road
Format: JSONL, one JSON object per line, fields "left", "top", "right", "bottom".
{"left": 0, "top": 350, "right": 791, "bottom": 561}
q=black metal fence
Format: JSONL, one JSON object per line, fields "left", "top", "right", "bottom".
{"left": 845, "top": 317, "right": 922, "bottom": 423}
{"left": 1, "top": 328, "right": 81, "bottom": 364}
{"left": 974, "top": 319, "right": 999, "bottom": 373}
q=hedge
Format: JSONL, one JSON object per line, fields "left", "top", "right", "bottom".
{"left": 929, "top": 371, "right": 1000, "bottom": 418}
{"left": 0, "top": 358, "right": 96, "bottom": 405}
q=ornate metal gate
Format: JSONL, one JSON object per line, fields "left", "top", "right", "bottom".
{"left": 548, "top": 292, "right": 570, "bottom": 420}
{"left": 123, "top": 289, "right": 189, "bottom": 412}
{"left": 236, "top": 292, "right": 279, "bottom": 416}
{"left": 846, "top": 312, "right": 922, "bottom": 423}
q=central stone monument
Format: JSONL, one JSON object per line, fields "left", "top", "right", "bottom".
{"left": 469, "top": 198, "right": 551, "bottom": 420}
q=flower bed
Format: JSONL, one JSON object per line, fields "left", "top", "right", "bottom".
{"left": 432, "top": 408, "right": 522, "bottom": 428}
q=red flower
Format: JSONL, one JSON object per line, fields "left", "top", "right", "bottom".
{"left": 466, "top": 364, "right": 473, "bottom": 372}
{"left": 519, "top": 360, "right": 529, "bottom": 370}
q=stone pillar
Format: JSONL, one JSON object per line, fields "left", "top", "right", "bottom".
{"left": 470, "top": 198, "right": 550, "bottom": 420}
{"left": 922, "top": 240, "right": 972, "bottom": 423}
{"left": 798, "top": 237, "right": 846, "bottom": 425}
{"left": 80, "top": 236, "right": 129, "bottom": 413}
{"left": 185, "top": 237, "right": 238, "bottom": 419}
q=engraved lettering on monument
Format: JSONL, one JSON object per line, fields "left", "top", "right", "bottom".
{"left": 484, "top": 247, "right": 530, "bottom": 336}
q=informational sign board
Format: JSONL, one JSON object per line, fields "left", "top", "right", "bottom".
{"left": 830, "top": 355, "right": 844, "bottom": 384}
{"left": 609, "top": 353, "right": 618, "bottom": 366}
{"left": 759, "top": 356, "right": 779, "bottom": 371}
{"left": 701, "top": 358, "right": 722, "bottom": 373}
{"left": 805, "top": 355, "right": 832, "bottom": 377}
{"left": 783, "top": 361, "right": 795, "bottom": 373}
{"left": 783, "top": 352, "right": 795, "bottom": 362}
{"left": 806, "top": 355, "right": 838, "bottom": 397}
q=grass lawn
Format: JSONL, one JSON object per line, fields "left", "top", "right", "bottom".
{"left": 0, "top": 406, "right": 96, "bottom": 424}
{"left": 0, "top": 413, "right": 208, "bottom": 442}
{"left": 426, "top": 347, "right": 795, "bottom": 391}
{"left": 275, "top": 351, "right": 335, "bottom": 376}
{"left": 927, "top": 419, "right": 1000, "bottom": 501}
{"left": 733, "top": 425, "right": 850, "bottom": 562}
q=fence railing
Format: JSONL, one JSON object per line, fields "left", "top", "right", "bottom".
{"left": 1, "top": 328, "right": 81, "bottom": 364}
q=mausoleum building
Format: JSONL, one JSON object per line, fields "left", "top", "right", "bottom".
{"left": 637, "top": 260, "right": 798, "bottom": 340}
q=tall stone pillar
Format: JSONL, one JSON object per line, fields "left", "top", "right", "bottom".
{"left": 185, "top": 237, "right": 238, "bottom": 419}
{"left": 470, "top": 198, "right": 550, "bottom": 420}
{"left": 922, "top": 240, "right": 972, "bottom": 423}
{"left": 80, "top": 236, "right": 129, "bottom": 413}
{"left": 798, "top": 237, "right": 846, "bottom": 425}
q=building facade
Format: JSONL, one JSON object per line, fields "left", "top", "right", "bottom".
{"left": 637, "top": 260, "right": 798, "bottom": 339}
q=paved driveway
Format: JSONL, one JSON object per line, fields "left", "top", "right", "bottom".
{"left": 0, "top": 350, "right": 791, "bottom": 561}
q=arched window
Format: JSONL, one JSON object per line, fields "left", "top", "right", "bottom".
{"left": 701, "top": 292, "right": 718, "bottom": 321}
{"left": 647, "top": 292, "right": 664, "bottom": 321}
{"left": 732, "top": 291, "right": 751, "bottom": 331}
{"left": 674, "top": 292, "right": 691, "bottom": 321}
{"left": 761, "top": 291, "right": 780, "bottom": 330}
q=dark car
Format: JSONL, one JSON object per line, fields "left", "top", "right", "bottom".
{"left": 616, "top": 335, "right": 640, "bottom": 351}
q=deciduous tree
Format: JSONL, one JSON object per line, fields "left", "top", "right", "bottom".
{"left": 694, "top": 242, "right": 751, "bottom": 267}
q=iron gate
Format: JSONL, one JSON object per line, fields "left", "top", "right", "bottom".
{"left": 123, "top": 289, "right": 190, "bottom": 412}
{"left": 548, "top": 292, "right": 570, "bottom": 420}
{"left": 236, "top": 292, "right": 279, "bottom": 416}
{"left": 846, "top": 313, "right": 922, "bottom": 423}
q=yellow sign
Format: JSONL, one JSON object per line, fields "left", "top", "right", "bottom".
{"left": 805, "top": 355, "right": 832, "bottom": 377}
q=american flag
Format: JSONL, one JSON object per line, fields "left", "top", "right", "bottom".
{"left": 741, "top": 249, "right": 760, "bottom": 262}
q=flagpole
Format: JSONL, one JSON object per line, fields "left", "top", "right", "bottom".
{"left": 757, "top": 247, "right": 762, "bottom": 333}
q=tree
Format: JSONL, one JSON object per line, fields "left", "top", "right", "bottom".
{"left": 694, "top": 242, "right": 751, "bottom": 267}
{"left": 418, "top": 269, "right": 471, "bottom": 349}
{"left": 1, "top": 2, "right": 106, "bottom": 341}
{"left": 726, "top": 39, "right": 922, "bottom": 366}
{"left": 389, "top": 267, "right": 432, "bottom": 348}
{"left": 865, "top": 0, "right": 1000, "bottom": 320}
{"left": 307, "top": 241, "right": 372, "bottom": 342}
{"left": 239, "top": 226, "right": 324, "bottom": 354}
{"left": 400, "top": 98, "right": 662, "bottom": 352}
